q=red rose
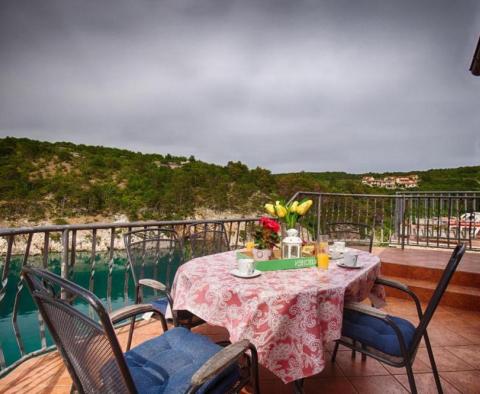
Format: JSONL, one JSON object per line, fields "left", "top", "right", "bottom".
{"left": 260, "top": 217, "right": 280, "bottom": 233}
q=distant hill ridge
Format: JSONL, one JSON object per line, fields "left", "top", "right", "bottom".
{"left": 1, "top": 137, "right": 479, "bottom": 224}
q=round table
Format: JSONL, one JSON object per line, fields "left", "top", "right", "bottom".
{"left": 172, "top": 249, "right": 384, "bottom": 384}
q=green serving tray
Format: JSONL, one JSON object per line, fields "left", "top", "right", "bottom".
{"left": 236, "top": 252, "right": 316, "bottom": 271}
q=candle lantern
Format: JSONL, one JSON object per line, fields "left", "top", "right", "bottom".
{"left": 281, "top": 228, "right": 303, "bottom": 259}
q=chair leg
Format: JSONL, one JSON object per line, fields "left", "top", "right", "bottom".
{"left": 352, "top": 340, "right": 357, "bottom": 359}
{"left": 126, "top": 316, "right": 136, "bottom": 351}
{"left": 405, "top": 360, "right": 418, "bottom": 394}
{"left": 126, "top": 284, "right": 142, "bottom": 350}
{"left": 293, "top": 378, "right": 304, "bottom": 394}
{"left": 331, "top": 341, "right": 340, "bottom": 362}
{"left": 361, "top": 343, "right": 367, "bottom": 361}
{"left": 423, "top": 332, "right": 443, "bottom": 394}
{"left": 249, "top": 345, "right": 261, "bottom": 394}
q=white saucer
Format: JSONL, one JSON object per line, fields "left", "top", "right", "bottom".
{"left": 336, "top": 261, "right": 364, "bottom": 269}
{"left": 230, "top": 269, "right": 262, "bottom": 278}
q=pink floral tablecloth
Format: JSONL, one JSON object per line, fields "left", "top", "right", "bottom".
{"left": 172, "top": 250, "right": 385, "bottom": 383}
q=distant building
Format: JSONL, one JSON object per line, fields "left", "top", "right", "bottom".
{"left": 362, "top": 175, "right": 419, "bottom": 189}
{"left": 361, "top": 177, "right": 375, "bottom": 185}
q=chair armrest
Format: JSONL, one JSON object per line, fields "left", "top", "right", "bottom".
{"left": 138, "top": 278, "right": 167, "bottom": 291}
{"left": 109, "top": 304, "right": 164, "bottom": 324}
{"left": 190, "top": 339, "right": 251, "bottom": 388}
{"left": 344, "top": 302, "right": 388, "bottom": 320}
{"left": 375, "top": 277, "right": 409, "bottom": 292}
{"left": 375, "top": 277, "right": 424, "bottom": 319}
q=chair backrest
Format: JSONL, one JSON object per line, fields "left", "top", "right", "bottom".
{"left": 187, "top": 222, "right": 230, "bottom": 259}
{"left": 325, "top": 222, "right": 374, "bottom": 252}
{"left": 411, "top": 243, "right": 466, "bottom": 351}
{"left": 124, "top": 228, "right": 184, "bottom": 291}
{"left": 22, "top": 266, "right": 136, "bottom": 394}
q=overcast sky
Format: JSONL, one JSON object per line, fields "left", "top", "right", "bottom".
{"left": 0, "top": 0, "right": 479, "bottom": 173}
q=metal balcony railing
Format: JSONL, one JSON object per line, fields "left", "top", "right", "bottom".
{"left": 289, "top": 191, "right": 480, "bottom": 250}
{"left": 1, "top": 190, "right": 479, "bottom": 375}
{"left": 0, "top": 218, "right": 259, "bottom": 375}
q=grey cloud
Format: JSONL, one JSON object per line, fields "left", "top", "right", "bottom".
{"left": 0, "top": 0, "right": 479, "bottom": 173}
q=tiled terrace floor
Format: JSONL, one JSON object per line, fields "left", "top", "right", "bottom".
{"left": 1, "top": 296, "right": 479, "bottom": 394}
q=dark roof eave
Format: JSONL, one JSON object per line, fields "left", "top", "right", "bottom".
{"left": 470, "top": 36, "right": 480, "bottom": 76}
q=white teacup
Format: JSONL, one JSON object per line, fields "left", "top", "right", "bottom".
{"left": 343, "top": 252, "right": 358, "bottom": 267}
{"left": 238, "top": 258, "right": 255, "bottom": 275}
{"left": 333, "top": 241, "right": 346, "bottom": 253}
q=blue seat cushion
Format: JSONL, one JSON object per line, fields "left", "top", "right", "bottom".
{"left": 125, "top": 327, "right": 240, "bottom": 394}
{"left": 342, "top": 310, "right": 416, "bottom": 357}
{"left": 151, "top": 297, "right": 169, "bottom": 315}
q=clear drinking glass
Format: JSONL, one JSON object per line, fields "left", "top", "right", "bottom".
{"left": 244, "top": 232, "right": 255, "bottom": 257}
{"left": 316, "top": 235, "right": 330, "bottom": 270}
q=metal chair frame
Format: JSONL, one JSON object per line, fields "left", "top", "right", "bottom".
{"left": 325, "top": 222, "right": 374, "bottom": 252}
{"left": 22, "top": 266, "right": 260, "bottom": 394}
{"left": 124, "top": 228, "right": 181, "bottom": 305}
{"left": 331, "top": 243, "right": 466, "bottom": 394}
{"left": 123, "top": 228, "right": 203, "bottom": 348}
{"left": 187, "top": 222, "right": 231, "bottom": 259}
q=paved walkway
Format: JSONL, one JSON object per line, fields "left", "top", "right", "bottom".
{"left": 0, "top": 296, "right": 479, "bottom": 394}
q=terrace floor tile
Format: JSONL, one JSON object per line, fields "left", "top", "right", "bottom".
{"left": 2, "top": 296, "right": 480, "bottom": 394}
{"left": 393, "top": 373, "right": 461, "bottom": 394}
{"left": 443, "top": 345, "right": 480, "bottom": 369}
{"left": 349, "top": 375, "right": 409, "bottom": 394}
{"left": 304, "top": 376, "right": 357, "bottom": 393}
{"left": 440, "top": 370, "right": 480, "bottom": 394}
{"left": 334, "top": 350, "right": 390, "bottom": 377}
{"left": 414, "top": 347, "right": 475, "bottom": 372}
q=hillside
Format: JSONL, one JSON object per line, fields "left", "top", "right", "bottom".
{"left": 302, "top": 167, "right": 480, "bottom": 193}
{"left": 0, "top": 137, "right": 327, "bottom": 224}
{"left": 276, "top": 166, "right": 480, "bottom": 195}
{"left": 0, "top": 137, "right": 478, "bottom": 225}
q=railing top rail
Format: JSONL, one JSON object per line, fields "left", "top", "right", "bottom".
{"left": 291, "top": 191, "right": 400, "bottom": 199}
{"left": 0, "top": 217, "right": 260, "bottom": 237}
{"left": 294, "top": 191, "right": 395, "bottom": 197}
{"left": 290, "top": 191, "right": 480, "bottom": 201}
{"left": 396, "top": 190, "right": 480, "bottom": 195}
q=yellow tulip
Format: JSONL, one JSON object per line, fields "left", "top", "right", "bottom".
{"left": 290, "top": 201, "right": 299, "bottom": 213}
{"left": 264, "top": 203, "right": 276, "bottom": 216}
{"left": 296, "top": 199, "right": 313, "bottom": 215}
{"left": 275, "top": 204, "right": 288, "bottom": 218}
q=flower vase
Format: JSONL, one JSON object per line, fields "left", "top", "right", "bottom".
{"left": 252, "top": 248, "right": 272, "bottom": 261}
{"left": 281, "top": 223, "right": 301, "bottom": 238}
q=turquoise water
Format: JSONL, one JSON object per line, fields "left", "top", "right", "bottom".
{"left": 0, "top": 253, "right": 179, "bottom": 368}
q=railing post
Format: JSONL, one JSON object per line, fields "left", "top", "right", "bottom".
{"left": 393, "top": 195, "right": 401, "bottom": 245}
{"left": 316, "top": 194, "right": 322, "bottom": 241}
{"left": 61, "top": 229, "right": 69, "bottom": 299}
{"left": 401, "top": 195, "right": 406, "bottom": 249}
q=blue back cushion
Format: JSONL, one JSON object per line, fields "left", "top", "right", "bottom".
{"left": 151, "top": 297, "right": 169, "bottom": 315}
{"left": 124, "top": 327, "right": 239, "bottom": 394}
{"left": 342, "top": 310, "right": 416, "bottom": 357}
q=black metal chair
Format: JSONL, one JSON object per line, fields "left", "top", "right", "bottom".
{"left": 331, "top": 243, "right": 466, "bottom": 394}
{"left": 22, "top": 266, "right": 260, "bottom": 394}
{"left": 124, "top": 229, "right": 204, "bottom": 346}
{"left": 187, "top": 222, "right": 230, "bottom": 259}
{"left": 325, "top": 222, "right": 374, "bottom": 253}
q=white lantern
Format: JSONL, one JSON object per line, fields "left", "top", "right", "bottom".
{"left": 281, "top": 228, "right": 303, "bottom": 259}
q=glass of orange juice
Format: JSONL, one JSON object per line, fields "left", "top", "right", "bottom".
{"left": 245, "top": 241, "right": 255, "bottom": 257}
{"left": 316, "top": 236, "right": 330, "bottom": 270}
